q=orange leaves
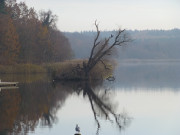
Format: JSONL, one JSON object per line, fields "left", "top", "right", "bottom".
{"left": 0, "top": 15, "right": 20, "bottom": 64}
{"left": 0, "top": 0, "right": 73, "bottom": 64}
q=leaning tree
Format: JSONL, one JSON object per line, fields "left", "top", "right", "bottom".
{"left": 54, "top": 21, "right": 131, "bottom": 81}
{"left": 82, "top": 21, "right": 131, "bottom": 80}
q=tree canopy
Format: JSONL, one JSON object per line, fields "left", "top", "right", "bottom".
{"left": 0, "top": 0, "right": 73, "bottom": 64}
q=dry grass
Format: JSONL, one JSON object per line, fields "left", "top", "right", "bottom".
{"left": 0, "top": 64, "right": 46, "bottom": 74}
{"left": 44, "top": 59, "right": 115, "bottom": 80}
{"left": 0, "top": 59, "right": 116, "bottom": 81}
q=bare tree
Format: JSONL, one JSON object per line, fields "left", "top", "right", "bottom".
{"left": 82, "top": 21, "right": 131, "bottom": 80}
{"left": 53, "top": 21, "right": 131, "bottom": 81}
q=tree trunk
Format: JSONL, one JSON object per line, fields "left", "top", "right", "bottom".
{"left": 83, "top": 61, "right": 90, "bottom": 80}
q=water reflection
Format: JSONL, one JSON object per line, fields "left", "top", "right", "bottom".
{"left": 1, "top": 62, "right": 179, "bottom": 135}
{"left": 54, "top": 81, "right": 131, "bottom": 134}
{"left": 0, "top": 76, "right": 130, "bottom": 135}
{"left": 115, "top": 62, "right": 180, "bottom": 89}
{"left": 0, "top": 88, "right": 21, "bottom": 135}
{"left": 0, "top": 80, "right": 70, "bottom": 135}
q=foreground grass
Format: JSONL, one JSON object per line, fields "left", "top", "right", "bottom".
{"left": 0, "top": 59, "right": 116, "bottom": 80}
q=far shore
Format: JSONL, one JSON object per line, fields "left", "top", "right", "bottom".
{"left": 118, "top": 59, "right": 180, "bottom": 63}
{"left": 1, "top": 58, "right": 180, "bottom": 74}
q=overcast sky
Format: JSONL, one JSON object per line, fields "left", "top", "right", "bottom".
{"left": 17, "top": 0, "right": 180, "bottom": 32}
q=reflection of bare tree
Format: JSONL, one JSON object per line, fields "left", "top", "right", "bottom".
{"left": 41, "top": 110, "right": 57, "bottom": 128}
{"left": 0, "top": 79, "right": 131, "bottom": 135}
{"left": 64, "top": 81, "right": 131, "bottom": 135}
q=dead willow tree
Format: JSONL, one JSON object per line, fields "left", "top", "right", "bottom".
{"left": 82, "top": 21, "right": 131, "bottom": 80}
{"left": 54, "top": 21, "right": 131, "bottom": 81}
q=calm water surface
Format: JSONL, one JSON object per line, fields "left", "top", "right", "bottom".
{"left": 0, "top": 62, "right": 180, "bottom": 135}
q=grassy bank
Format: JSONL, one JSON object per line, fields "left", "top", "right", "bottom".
{"left": 0, "top": 64, "right": 46, "bottom": 74}
{"left": 0, "top": 59, "right": 116, "bottom": 80}
{"left": 45, "top": 59, "right": 115, "bottom": 80}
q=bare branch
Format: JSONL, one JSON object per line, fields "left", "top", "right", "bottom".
{"left": 88, "top": 95, "right": 100, "bottom": 132}
{"left": 88, "top": 21, "right": 101, "bottom": 66}
{"left": 83, "top": 21, "right": 132, "bottom": 81}
{"left": 92, "top": 35, "right": 113, "bottom": 62}
{"left": 99, "top": 60, "right": 111, "bottom": 70}
{"left": 94, "top": 21, "right": 100, "bottom": 47}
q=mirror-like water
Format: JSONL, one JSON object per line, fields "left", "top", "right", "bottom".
{"left": 0, "top": 62, "right": 180, "bottom": 135}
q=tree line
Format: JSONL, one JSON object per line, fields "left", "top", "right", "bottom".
{"left": 0, "top": 0, "right": 73, "bottom": 64}
{"left": 65, "top": 29, "right": 180, "bottom": 60}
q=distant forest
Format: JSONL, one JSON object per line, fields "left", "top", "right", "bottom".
{"left": 0, "top": 0, "right": 73, "bottom": 64}
{"left": 65, "top": 29, "right": 180, "bottom": 60}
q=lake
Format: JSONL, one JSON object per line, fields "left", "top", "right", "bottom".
{"left": 0, "top": 61, "right": 180, "bottom": 135}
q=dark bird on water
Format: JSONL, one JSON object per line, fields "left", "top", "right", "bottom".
{"left": 75, "top": 124, "right": 80, "bottom": 133}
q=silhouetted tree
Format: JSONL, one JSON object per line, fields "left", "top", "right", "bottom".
{"left": 82, "top": 21, "right": 131, "bottom": 80}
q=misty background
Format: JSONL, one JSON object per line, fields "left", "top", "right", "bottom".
{"left": 65, "top": 29, "right": 180, "bottom": 60}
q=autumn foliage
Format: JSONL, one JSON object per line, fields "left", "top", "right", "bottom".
{"left": 0, "top": 0, "right": 73, "bottom": 64}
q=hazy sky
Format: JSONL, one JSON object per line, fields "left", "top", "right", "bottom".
{"left": 17, "top": 0, "right": 180, "bottom": 32}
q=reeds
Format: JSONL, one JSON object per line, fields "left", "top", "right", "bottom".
{"left": 0, "top": 59, "right": 116, "bottom": 80}
{"left": 0, "top": 64, "right": 46, "bottom": 74}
